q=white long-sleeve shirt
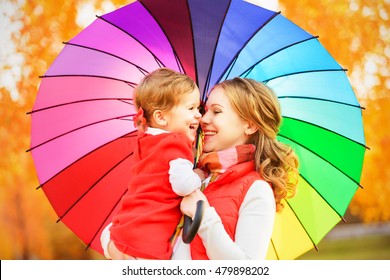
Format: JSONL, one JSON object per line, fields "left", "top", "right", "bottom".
{"left": 171, "top": 178, "right": 276, "bottom": 260}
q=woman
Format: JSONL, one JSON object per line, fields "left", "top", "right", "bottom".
{"left": 172, "top": 77, "right": 299, "bottom": 260}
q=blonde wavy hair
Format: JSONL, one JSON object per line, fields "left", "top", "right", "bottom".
{"left": 214, "top": 78, "right": 299, "bottom": 212}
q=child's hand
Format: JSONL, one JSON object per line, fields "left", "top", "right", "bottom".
{"left": 193, "top": 168, "right": 206, "bottom": 181}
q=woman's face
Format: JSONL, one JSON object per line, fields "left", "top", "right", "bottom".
{"left": 201, "top": 87, "right": 249, "bottom": 153}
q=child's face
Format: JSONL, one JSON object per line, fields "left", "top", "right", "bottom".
{"left": 163, "top": 88, "right": 201, "bottom": 143}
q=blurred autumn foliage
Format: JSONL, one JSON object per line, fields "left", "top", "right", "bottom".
{"left": 0, "top": 0, "right": 389, "bottom": 259}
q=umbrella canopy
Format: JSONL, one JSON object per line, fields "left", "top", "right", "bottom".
{"left": 29, "top": 0, "right": 366, "bottom": 259}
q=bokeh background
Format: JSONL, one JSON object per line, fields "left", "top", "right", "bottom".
{"left": 1, "top": 0, "right": 389, "bottom": 260}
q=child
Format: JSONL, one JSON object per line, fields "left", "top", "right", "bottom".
{"left": 101, "top": 68, "right": 204, "bottom": 260}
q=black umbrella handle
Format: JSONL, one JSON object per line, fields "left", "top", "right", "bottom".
{"left": 182, "top": 200, "right": 205, "bottom": 244}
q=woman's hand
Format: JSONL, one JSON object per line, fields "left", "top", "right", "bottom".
{"left": 180, "top": 189, "right": 210, "bottom": 218}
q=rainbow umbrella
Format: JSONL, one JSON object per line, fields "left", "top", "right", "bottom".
{"left": 29, "top": 0, "right": 366, "bottom": 259}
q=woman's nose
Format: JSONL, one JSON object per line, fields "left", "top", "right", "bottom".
{"left": 200, "top": 112, "right": 210, "bottom": 124}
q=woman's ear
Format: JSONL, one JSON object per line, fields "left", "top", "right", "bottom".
{"left": 244, "top": 122, "right": 258, "bottom": 136}
{"left": 152, "top": 110, "right": 167, "bottom": 126}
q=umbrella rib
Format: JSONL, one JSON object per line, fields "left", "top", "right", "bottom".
{"left": 284, "top": 192, "right": 321, "bottom": 251}
{"left": 281, "top": 116, "right": 368, "bottom": 150}
{"left": 262, "top": 69, "right": 348, "bottom": 84}
{"left": 64, "top": 42, "right": 150, "bottom": 76}
{"left": 55, "top": 150, "right": 134, "bottom": 224}
{"left": 36, "top": 132, "right": 137, "bottom": 190}
{"left": 96, "top": 15, "right": 168, "bottom": 69}
{"left": 39, "top": 74, "right": 138, "bottom": 87}
{"left": 268, "top": 238, "right": 280, "bottom": 260}
{"left": 270, "top": 189, "right": 321, "bottom": 260}
{"left": 139, "top": 1, "right": 185, "bottom": 74}
{"left": 240, "top": 36, "right": 320, "bottom": 79}
{"left": 27, "top": 97, "right": 134, "bottom": 115}
{"left": 186, "top": 0, "right": 199, "bottom": 87}
{"left": 287, "top": 171, "right": 352, "bottom": 244}
{"left": 27, "top": 114, "right": 135, "bottom": 153}
{"left": 86, "top": 188, "right": 128, "bottom": 251}
{"left": 278, "top": 96, "right": 365, "bottom": 110}
{"left": 202, "top": 0, "right": 233, "bottom": 97}
{"left": 278, "top": 132, "right": 364, "bottom": 189}
{"left": 213, "top": 11, "right": 282, "bottom": 86}
{"left": 296, "top": 174, "right": 343, "bottom": 220}
{"left": 119, "top": 99, "right": 134, "bottom": 106}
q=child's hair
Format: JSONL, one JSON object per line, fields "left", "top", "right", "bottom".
{"left": 213, "top": 78, "right": 299, "bottom": 212}
{"left": 134, "top": 68, "right": 197, "bottom": 128}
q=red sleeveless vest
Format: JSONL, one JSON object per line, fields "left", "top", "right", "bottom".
{"left": 190, "top": 161, "right": 263, "bottom": 260}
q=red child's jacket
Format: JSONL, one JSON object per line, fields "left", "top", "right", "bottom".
{"left": 110, "top": 131, "right": 194, "bottom": 259}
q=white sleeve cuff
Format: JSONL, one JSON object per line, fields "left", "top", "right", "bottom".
{"left": 100, "top": 223, "right": 113, "bottom": 259}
